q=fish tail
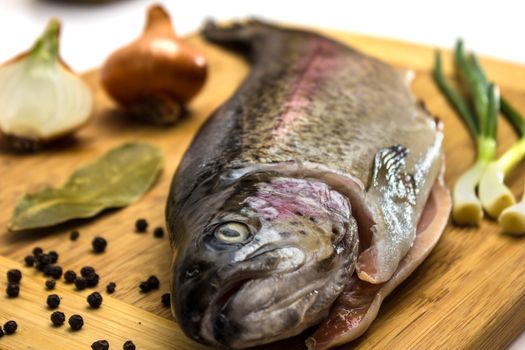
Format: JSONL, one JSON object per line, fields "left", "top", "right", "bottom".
{"left": 202, "top": 19, "right": 280, "bottom": 63}
{"left": 202, "top": 19, "right": 272, "bottom": 44}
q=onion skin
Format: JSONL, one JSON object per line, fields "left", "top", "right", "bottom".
{"left": 100, "top": 5, "right": 207, "bottom": 107}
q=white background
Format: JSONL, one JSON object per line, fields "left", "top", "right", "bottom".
{"left": 1, "top": 0, "right": 525, "bottom": 348}
{"left": 1, "top": 0, "right": 525, "bottom": 71}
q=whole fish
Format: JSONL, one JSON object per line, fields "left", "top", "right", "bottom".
{"left": 166, "top": 20, "right": 451, "bottom": 349}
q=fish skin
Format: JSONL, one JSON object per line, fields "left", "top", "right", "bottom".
{"left": 166, "top": 20, "right": 444, "bottom": 348}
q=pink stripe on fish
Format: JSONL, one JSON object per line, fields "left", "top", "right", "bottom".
{"left": 272, "top": 39, "right": 340, "bottom": 140}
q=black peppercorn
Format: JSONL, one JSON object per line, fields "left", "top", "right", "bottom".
{"left": 123, "top": 340, "right": 136, "bottom": 350}
{"left": 92, "top": 237, "right": 107, "bottom": 253}
{"left": 81, "top": 266, "right": 95, "bottom": 278}
{"left": 47, "top": 294, "right": 61, "bottom": 309}
{"left": 161, "top": 293, "right": 171, "bottom": 307}
{"left": 147, "top": 275, "right": 160, "bottom": 290}
{"left": 135, "top": 218, "right": 148, "bottom": 232}
{"left": 32, "top": 247, "right": 43, "bottom": 256}
{"left": 64, "top": 270, "right": 77, "bottom": 283}
{"left": 153, "top": 226, "right": 164, "bottom": 238}
{"left": 24, "top": 255, "right": 35, "bottom": 267}
{"left": 139, "top": 281, "right": 150, "bottom": 293}
{"left": 74, "top": 277, "right": 87, "bottom": 290}
{"left": 7, "top": 269, "right": 22, "bottom": 283}
{"left": 46, "top": 279, "right": 56, "bottom": 290}
{"left": 0, "top": 327, "right": 4, "bottom": 337}
{"left": 43, "top": 264, "right": 53, "bottom": 276}
{"left": 50, "top": 311, "right": 65, "bottom": 326}
{"left": 6, "top": 283, "right": 19, "bottom": 298}
{"left": 91, "top": 340, "right": 109, "bottom": 350}
{"left": 48, "top": 251, "right": 59, "bottom": 264}
{"left": 38, "top": 254, "right": 52, "bottom": 266}
{"left": 87, "top": 292, "right": 103, "bottom": 309}
{"left": 38, "top": 258, "right": 51, "bottom": 274}
{"left": 70, "top": 230, "right": 80, "bottom": 241}
{"left": 3, "top": 320, "right": 17, "bottom": 335}
{"left": 68, "top": 315, "right": 84, "bottom": 331}
{"left": 86, "top": 273, "right": 100, "bottom": 288}
{"left": 106, "top": 282, "right": 116, "bottom": 294}
{"left": 49, "top": 265, "right": 63, "bottom": 280}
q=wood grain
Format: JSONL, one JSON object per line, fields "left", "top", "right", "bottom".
{"left": 1, "top": 26, "right": 525, "bottom": 349}
{"left": 0, "top": 255, "right": 207, "bottom": 350}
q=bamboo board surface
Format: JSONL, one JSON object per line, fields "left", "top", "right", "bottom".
{"left": 1, "top": 25, "right": 525, "bottom": 349}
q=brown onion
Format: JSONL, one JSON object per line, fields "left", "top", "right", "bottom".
{"left": 100, "top": 4, "right": 207, "bottom": 124}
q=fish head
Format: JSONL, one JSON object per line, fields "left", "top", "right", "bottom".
{"left": 173, "top": 173, "right": 358, "bottom": 348}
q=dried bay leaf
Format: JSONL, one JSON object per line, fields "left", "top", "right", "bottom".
{"left": 9, "top": 142, "right": 164, "bottom": 231}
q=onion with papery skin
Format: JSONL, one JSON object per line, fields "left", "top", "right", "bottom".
{"left": 0, "top": 19, "right": 93, "bottom": 151}
{"left": 101, "top": 4, "right": 207, "bottom": 125}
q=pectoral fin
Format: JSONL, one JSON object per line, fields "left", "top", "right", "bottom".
{"left": 370, "top": 144, "right": 416, "bottom": 204}
{"left": 357, "top": 145, "right": 418, "bottom": 284}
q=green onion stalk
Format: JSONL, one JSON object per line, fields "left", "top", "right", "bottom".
{"left": 433, "top": 42, "right": 497, "bottom": 225}
{"left": 497, "top": 99, "right": 525, "bottom": 234}
{"left": 468, "top": 57, "right": 525, "bottom": 224}
{"left": 459, "top": 44, "right": 519, "bottom": 219}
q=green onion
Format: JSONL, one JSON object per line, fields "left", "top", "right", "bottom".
{"left": 501, "top": 97, "right": 525, "bottom": 136}
{"left": 433, "top": 48, "right": 495, "bottom": 225}
{"left": 499, "top": 200, "right": 525, "bottom": 235}
{"left": 471, "top": 54, "right": 525, "bottom": 218}
{"left": 496, "top": 97, "right": 525, "bottom": 233}
{"left": 434, "top": 40, "right": 525, "bottom": 228}
{"left": 433, "top": 50, "right": 478, "bottom": 138}
{"left": 451, "top": 42, "right": 525, "bottom": 220}
{"left": 454, "top": 41, "right": 491, "bottom": 138}
{"left": 477, "top": 84, "right": 517, "bottom": 218}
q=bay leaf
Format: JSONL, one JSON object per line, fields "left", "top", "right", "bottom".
{"left": 9, "top": 142, "right": 164, "bottom": 231}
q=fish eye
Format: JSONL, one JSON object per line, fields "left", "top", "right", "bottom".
{"left": 214, "top": 222, "right": 250, "bottom": 243}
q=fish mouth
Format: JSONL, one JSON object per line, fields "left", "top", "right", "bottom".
{"left": 200, "top": 277, "right": 254, "bottom": 345}
{"left": 200, "top": 274, "right": 329, "bottom": 348}
{"left": 215, "top": 279, "right": 251, "bottom": 314}
{"left": 194, "top": 246, "right": 306, "bottom": 346}
{"left": 202, "top": 273, "right": 298, "bottom": 347}
{"left": 194, "top": 236, "right": 354, "bottom": 347}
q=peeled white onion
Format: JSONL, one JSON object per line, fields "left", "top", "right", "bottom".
{"left": 0, "top": 19, "right": 93, "bottom": 151}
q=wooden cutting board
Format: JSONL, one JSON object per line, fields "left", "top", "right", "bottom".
{"left": 1, "top": 25, "right": 525, "bottom": 350}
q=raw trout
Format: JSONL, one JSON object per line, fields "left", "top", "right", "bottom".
{"left": 166, "top": 20, "right": 451, "bottom": 349}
